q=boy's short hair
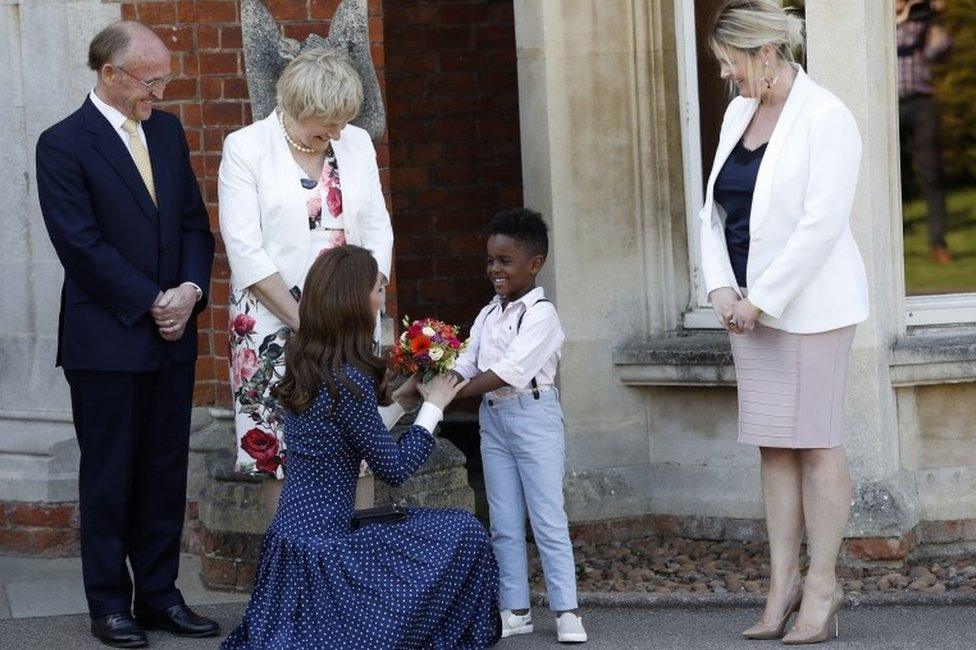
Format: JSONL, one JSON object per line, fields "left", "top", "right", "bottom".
{"left": 488, "top": 208, "right": 549, "bottom": 259}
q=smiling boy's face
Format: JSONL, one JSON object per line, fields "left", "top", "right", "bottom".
{"left": 486, "top": 234, "right": 544, "bottom": 302}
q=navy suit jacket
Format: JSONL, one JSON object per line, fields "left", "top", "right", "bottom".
{"left": 36, "top": 98, "right": 214, "bottom": 372}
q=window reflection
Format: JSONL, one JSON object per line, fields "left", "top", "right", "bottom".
{"left": 898, "top": 0, "right": 976, "bottom": 294}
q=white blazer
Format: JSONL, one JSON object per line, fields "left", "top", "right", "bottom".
{"left": 218, "top": 113, "right": 394, "bottom": 291}
{"left": 699, "top": 67, "right": 869, "bottom": 334}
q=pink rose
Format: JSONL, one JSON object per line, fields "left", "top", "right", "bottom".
{"left": 232, "top": 313, "right": 256, "bottom": 335}
{"left": 326, "top": 186, "right": 343, "bottom": 217}
{"left": 231, "top": 346, "right": 259, "bottom": 390}
{"left": 307, "top": 193, "right": 322, "bottom": 219}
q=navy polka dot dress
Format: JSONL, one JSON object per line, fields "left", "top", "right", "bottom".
{"left": 222, "top": 366, "right": 501, "bottom": 649}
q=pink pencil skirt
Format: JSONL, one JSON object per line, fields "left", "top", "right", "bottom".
{"left": 730, "top": 323, "right": 856, "bottom": 449}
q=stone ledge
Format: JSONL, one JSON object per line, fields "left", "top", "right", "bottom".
{"left": 890, "top": 331, "right": 976, "bottom": 386}
{"left": 615, "top": 330, "right": 976, "bottom": 388}
{"left": 613, "top": 331, "right": 734, "bottom": 387}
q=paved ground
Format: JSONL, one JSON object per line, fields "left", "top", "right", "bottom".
{"left": 0, "top": 554, "right": 249, "bottom": 620}
{"left": 1, "top": 602, "right": 975, "bottom": 648}
{"left": 2, "top": 555, "right": 974, "bottom": 648}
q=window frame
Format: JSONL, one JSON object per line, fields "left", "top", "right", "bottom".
{"left": 674, "top": 0, "right": 723, "bottom": 330}
{"left": 906, "top": 294, "right": 976, "bottom": 327}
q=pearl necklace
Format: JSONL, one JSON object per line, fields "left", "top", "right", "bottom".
{"left": 278, "top": 111, "right": 316, "bottom": 154}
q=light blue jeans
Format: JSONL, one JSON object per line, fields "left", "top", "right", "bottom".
{"left": 479, "top": 389, "right": 578, "bottom": 611}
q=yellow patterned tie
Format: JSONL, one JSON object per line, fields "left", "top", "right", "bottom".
{"left": 121, "top": 118, "right": 157, "bottom": 206}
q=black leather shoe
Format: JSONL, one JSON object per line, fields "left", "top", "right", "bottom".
{"left": 90, "top": 613, "right": 148, "bottom": 648}
{"left": 135, "top": 603, "right": 220, "bottom": 638}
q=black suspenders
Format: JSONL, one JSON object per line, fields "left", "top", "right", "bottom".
{"left": 485, "top": 298, "right": 552, "bottom": 400}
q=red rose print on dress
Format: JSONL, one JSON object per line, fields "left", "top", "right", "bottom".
{"left": 326, "top": 185, "right": 342, "bottom": 217}
{"left": 232, "top": 312, "right": 256, "bottom": 335}
{"left": 241, "top": 427, "right": 281, "bottom": 474}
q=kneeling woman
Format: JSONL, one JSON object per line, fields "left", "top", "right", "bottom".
{"left": 222, "top": 246, "right": 500, "bottom": 649}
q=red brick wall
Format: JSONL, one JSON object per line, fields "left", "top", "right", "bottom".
{"left": 383, "top": 0, "right": 523, "bottom": 328}
{"left": 0, "top": 502, "right": 79, "bottom": 557}
{"left": 112, "top": 0, "right": 389, "bottom": 408}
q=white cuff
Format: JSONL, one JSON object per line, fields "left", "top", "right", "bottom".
{"left": 181, "top": 281, "right": 203, "bottom": 301}
{"left": 414, "top": 402, "right": 444, "bottom": 435}
{"left": 379, "top": 402, "right": 406, "bottom": 429}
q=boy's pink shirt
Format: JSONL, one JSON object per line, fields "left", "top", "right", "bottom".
{"left": 453, "top": 286, "right": 564, "bottom": 401}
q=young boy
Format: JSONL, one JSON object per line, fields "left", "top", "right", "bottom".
{"left": 452, "top": 208, "right": 586, "bottom": 643}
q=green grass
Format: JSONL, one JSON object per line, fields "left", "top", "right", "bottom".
{"left": 902, "top": 185, "right": 976, "bottom": 295}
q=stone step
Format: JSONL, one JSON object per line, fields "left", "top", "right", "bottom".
{"left": 0, "top": 415, "right": 78, "bottom": 502}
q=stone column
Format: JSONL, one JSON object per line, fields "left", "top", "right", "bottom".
{"left": 512, "top": 0, "right": 664, "bottom": 521}
{"left": 0, "top": 0, "right": 120, "bottom": 552}
{"left": 806, "top": 0, "right": 920, "bottom": 557}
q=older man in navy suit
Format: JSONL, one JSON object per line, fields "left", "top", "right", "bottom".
{"left": 36, "top": 21, "right": 217, "bottom": 647}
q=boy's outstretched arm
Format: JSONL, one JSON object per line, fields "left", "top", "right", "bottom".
{"left": 453, "top": 370, "right": 507, "bottom": 399}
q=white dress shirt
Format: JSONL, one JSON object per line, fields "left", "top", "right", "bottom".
{"left": 89, "top": 89, "right": 148, "bottom": 150}
{"left": 454, "top": 287, "right": 563, "bottom": 401}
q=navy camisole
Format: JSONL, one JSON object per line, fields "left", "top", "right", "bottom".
{"left": 714, "top": 139, "right": 767, "bottom": 288}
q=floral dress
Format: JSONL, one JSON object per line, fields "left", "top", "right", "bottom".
{"left": 229, "top": 144, "right": 346, "bottom": 478}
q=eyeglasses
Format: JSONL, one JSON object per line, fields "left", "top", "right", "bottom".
{"left": 116, "top": 66, "right": 175, "bottom": 92}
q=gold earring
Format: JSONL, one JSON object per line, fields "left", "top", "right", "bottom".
{"left": 761, "top": 61, "right": 778, "bottom": 90}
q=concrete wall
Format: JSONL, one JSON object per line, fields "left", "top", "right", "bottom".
{"left": 0, "top": 0, "right": 120, "bottom": 417}
{"left": 900, "top": 383, "right": 976, "bottom": 523}
{"left": 0, "top": 0, "right": 121, "bottom": 503}
{"left": 514, "top": 0, "right": 662, "bottom": 521}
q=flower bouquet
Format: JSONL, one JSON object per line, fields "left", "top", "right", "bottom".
{"left": 388, "top": 316, "right": 467, "bottom": 381}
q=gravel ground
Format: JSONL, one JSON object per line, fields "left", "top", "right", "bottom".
{"left": 526, "top": 536, "right": 976, "bottom": 597}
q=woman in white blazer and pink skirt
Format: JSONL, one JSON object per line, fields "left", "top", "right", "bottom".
{"left": 218, "top": 49, "right": 393, "bottom": 480}
{"left": 700, "top": 1, "right": 869, "bottom": 644}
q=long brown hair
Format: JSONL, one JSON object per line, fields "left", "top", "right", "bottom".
{"left": 272, "top": 245, "right": 391, "bottom": 413}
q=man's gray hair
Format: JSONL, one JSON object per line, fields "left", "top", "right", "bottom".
{"left": 276, "top": 48, "right": 364, "bottom": 123}
{"left": 88, "top": 21, "right": 133, "bottom": 71}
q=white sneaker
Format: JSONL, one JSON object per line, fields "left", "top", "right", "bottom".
{"left": 499, "top": 609, "right": 533, "bottom": 638}
{"left": 556, "top": 612, "right": 587, "bottom": 643}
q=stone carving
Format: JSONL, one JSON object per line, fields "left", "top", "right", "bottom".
{"left": 241, "top": 0, "right": 386, "bottom": 141}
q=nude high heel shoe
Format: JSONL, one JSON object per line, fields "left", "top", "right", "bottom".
{"left": 782, "top": 586, "right": 843, "bottom": 645}
{"left": 741, "top": 578, "right": 803, "bottom": 640}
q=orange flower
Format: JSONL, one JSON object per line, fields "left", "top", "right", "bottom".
{"left": 409, "top": 335, "right": 431, "bottom": 355}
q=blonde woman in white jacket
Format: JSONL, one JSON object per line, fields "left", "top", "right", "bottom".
{"left": 700, "top": 1, "right": 868, "bottom": 644}
{"left": 218, "top": 49, "right": 393, "bottom": 480}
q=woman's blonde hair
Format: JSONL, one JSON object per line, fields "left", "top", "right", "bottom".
{"left": 708, "top": 0, "right": 805, "bottom": 100}
{"left": 276, "top": 48, "right": 364, "bottom": 123}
